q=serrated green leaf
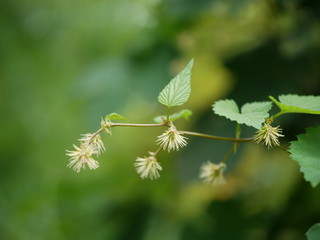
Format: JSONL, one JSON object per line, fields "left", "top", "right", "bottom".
{"left": 154, "top": 109, "right": 192, "bottom": 123}
{"left": 289, "top": 126, "right": 320, "bottom": 187}
{"left": 212, "top": 99, "right": 272, "bottom": 129}
{"left": 306, "top": 223, "right": 320, "bottom": 240}
{"left": 158, "top": 59, "right": 193, "bottom": 108}
{"left": 105, "top": 112, "right": 126, "bottom": 121}
{"left": 270, "top": 94, "right": 320, "bottom": 115}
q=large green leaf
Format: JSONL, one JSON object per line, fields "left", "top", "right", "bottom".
{"left": 154, "top": 109, "right": 192, "bottom": 123}
{"left": 306, "top": 223, "right": 320, "bottom": 240}
{"left": 158, "top": 59, "right": 193, "bottom": 108}
{"left": 212, "top": 99, "right": 272, "bottom": 129}
{"left": 289, "top": 126, "right": 320, "bottom": 187}
{"left": 270, "top": 94, "right": 320, "bottom": 115}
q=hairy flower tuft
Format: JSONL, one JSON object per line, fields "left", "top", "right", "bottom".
{"left": 254, "top": 122, "right": 284, "bottom": 149}
{"left": 134, "top": 155, "right": 162, "bottom": 180}
{"left": 199, "top": 161, "right": 226, "bottom": 186}
{"left": 79, "top": 133, "right": 105, "bottom": 155}
{"left": 66, "top": 144, "right": 99, "bottom": 173}
{"left": 157, "top": 125, "right": 187, "bottom": 152}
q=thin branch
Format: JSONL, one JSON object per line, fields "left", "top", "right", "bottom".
{"left": 90, "top": 128, "right": 104, "bottom": 141}
{"left": 153, "top": 146, "right": 162, "bottom": 156}
{"left": 110, "top": 122, "right": 169, "bottom": 128}
{"left": 272, "top": 111, "right": 285, "bottom": 120}
{"left": 109, "top": 122, "right": 253, "bottom": 143}
{"left": 180, "top": 131, "right": 254, "bottom": 142}
{"left": 222, "top": 143, "right": 240, "bottom": 163}
{"left": 276, "top": 144, "right": 289, "bottom": 153}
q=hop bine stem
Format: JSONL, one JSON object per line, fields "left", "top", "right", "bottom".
{"left": 180, "top": 131, "right": 254, "bottom": 143}
{"left": 276, "top": 145, "right": 289, "bottom": 153}
{"left": 108, "top": 121, "right": 254, "bottom": 143}
{"left": 153, "top": 146, "right": 163, "bottom": 156}
{"left": 110, "top": 122, "right": 170, "bottom": 128}
{"left": 67, "top": 119, "right": 287, "bottom": 175}
{"left": 222, "top": 143, "right": 240, "bottom": 163}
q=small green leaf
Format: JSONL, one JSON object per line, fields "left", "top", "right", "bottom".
{"left": 270, "top": 94, "right": 320, "bottom": 115}
{"left": 105, "top": 112, "right": 126, "bottom": 121}
{"left": 158, "top": 59, "right": 193, "bottom": 108}
{"left": 289, "top": 126, "right": 320, "bottom": 187}
{"left": 212, "top": 99, "right": 272, "bottom": 129}
{"left": 306, "top": 223, "right": 320, "bottom": 240}
{"left": 154, "top": 109, "right": 192, "bottom": 123}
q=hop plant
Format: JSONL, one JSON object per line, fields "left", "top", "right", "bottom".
{"left": 156, "top": 124, "right": 187, "bottom": 152}
{"left": 79, "top": 133, "right": 106, "bottom": 155}
{"left": 254, "top": 122, "right": 284, "bottom": 149}
{"left": 65, "top": 56, "right": 320, "bottom": 207}
{"left": 66, "top": 144, "right": 99, "bottom": 173}
{"left": 134, "top": 153, "right": 162, "bottom": 180}
{"left": 199, "top": 161, "right": 227, "bottom": 186}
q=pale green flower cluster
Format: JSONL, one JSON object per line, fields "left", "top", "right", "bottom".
{"left": 66, "top": 144, "right": 99, "bottom": 173}
{"left": 66, "top": 133, "right": 105, "bottom": 173}
{"left": 254, "top": 122, "right": 284, "bottom": 148}
{"left": 79, "top": 133, "right": 106, "bottom": 155}
{"left": 199, "top": 161, "right": 227, "bottom": 186}
{"left": 65, "top": 118, "right": 234, "bottom": 186}
{"left": 156, "top": 125, "right": 187, "bottom": 152}
{"left": 66, "top": 120, "right": 229, "bottom": 185}
{"left": 134, "top": 153, "right": 162, "bottom": 180}
{"left": 133, "top": 123, "right": 188, "bottom": 180}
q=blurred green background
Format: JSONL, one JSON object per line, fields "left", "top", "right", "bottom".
{"left": 1, "top": 0, "right": 320, "bottom": 239}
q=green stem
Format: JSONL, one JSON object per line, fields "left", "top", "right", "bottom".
{"left": 234, "top": 124, "right": 241, "bottom": 153}
{"left": 110, "top": 121, "right": 253, "bottom": 142}
{"left": 276, "top": 144, "right": 289, "bottom": 153}
{"left": 90, "top": 128, "right": 104, "bottom": 141}
{"left": 222, "top": 143, "right": 240, "bottom": 163}
{"left": 154, "top": 146, "right": 162, "bottom": 156}
{"left": 167, "top": 107, "right": 171, "bottom": 120}
{"left": 180, "top": 131, "right": 253, "bottom": 142}
{"left": 236, "top": 124, "right": 241, "bottom": 138}
{"left": 110, "top": 122, "right": 169, "bottom": 128}
{"left": 272, "top": 111, "right": 285, "bottom": 120}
